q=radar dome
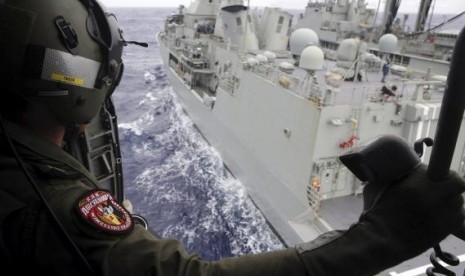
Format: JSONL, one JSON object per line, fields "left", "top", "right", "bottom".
{"left": 299, "top": 45, "right": 324, "bottom": 71}
{"left": 378, "top": 34, "right": 398, "bottom": 53}
{"left": 337, "top": 38, "right": 359, "bottom": 61}
{"left": 290, "top": 28, "right": 319, "bottom": 56}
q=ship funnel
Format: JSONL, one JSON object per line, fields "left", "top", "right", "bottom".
{"left": 257, "top": 7, "right": 293, "bottom": 51}
{"left": 186, "top": 0, "right": 219, "bottom": 17}
{"left": 289, "top": 28, "right": 319, "bottom": 57}
{"left": 221, "top": 5, "right": 247, "bottom": 13}
{"left": 219, "top": 0, "right": 246, "bottom": 12}
{"left": 216, "top": 2, "right": 259, "bottom": 51}
{"left": 378, "top": 33, "right": 398, "bottom": 53}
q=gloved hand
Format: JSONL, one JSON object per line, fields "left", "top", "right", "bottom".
{"left": 296, "top": 164, "right": 465, "bottom": 276}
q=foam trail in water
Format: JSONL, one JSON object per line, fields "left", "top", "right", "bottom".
{"left": 119, "top": 71, "right": 284, "bottom": 260}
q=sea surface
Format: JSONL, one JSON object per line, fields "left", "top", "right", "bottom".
{"left": 111, "top": 7, "right": 284, "bottom": 261}
{"left": 109, "top": 6, "right": 465, "bottom": 262}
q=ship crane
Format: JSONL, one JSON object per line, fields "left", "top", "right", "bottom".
{"left": 415, "top": 0, "right": 433, "bottom": 32}
{"left": 382, "top": 0, "right": 402, "bottom": 34}
{"left": 381, "top": 0, "right": 434, "bottom": 34}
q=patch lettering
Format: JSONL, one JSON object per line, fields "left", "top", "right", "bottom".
{"left": 51, "top": 72, "right": 85, "bottom": 86}
{"left": 77, "top": 190, "right": 133, "bottom": 234}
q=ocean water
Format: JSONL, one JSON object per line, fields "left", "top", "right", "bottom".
{"left": 110, "top": 7, "right": 284, "bottom": 261}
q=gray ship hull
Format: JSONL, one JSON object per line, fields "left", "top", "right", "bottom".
{"left": 158, "top": 36, "right": 321, "bottom": 245}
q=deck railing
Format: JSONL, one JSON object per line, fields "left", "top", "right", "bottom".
{"left": 244, "top": 61, "right": 446, "bottom": 107}
{"left": 161, "top": 28, "right": 446, "bottom": 108}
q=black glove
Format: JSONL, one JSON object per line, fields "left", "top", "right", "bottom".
{"left": 295, "top": 164, "right": 465, "bottom": 276}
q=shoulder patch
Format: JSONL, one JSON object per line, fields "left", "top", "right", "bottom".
{"left": 76, "top": 190, "right": 134, "bottom": 234}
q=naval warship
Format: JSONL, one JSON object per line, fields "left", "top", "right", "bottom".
{"left": 157, "top": 0, "right": 465, "bottom": 273}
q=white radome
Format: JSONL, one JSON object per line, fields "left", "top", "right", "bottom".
{"left": 379, "top": 33, "right": 398, "bottom": 53}
{"left": 290, "top": 28, "right": 319, "bottom": 56}
{"left": 300, "top": 45, "right": 324, "bottom": 71}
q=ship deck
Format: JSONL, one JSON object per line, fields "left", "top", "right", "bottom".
{"left": 246, "top": 53, "right": 446, "bottom": 107}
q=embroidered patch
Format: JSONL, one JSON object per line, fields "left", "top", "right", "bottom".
{"left": 76, "top": 190, "right": 133, "bottom": 234}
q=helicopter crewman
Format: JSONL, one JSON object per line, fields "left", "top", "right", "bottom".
{"left": 1, "top": 0, "right": 465, "bottom": 275}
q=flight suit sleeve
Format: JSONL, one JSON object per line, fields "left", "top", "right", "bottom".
{"left": 44, "top": 181, "right": 309, "bottom": 276}
{"left": 94, "top": 226, "right": 309, "bottom": 276}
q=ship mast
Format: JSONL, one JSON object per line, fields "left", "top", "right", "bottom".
{"left": 382, "top": 0, "right": 402, "bottom": 34}
{"left": 415, "top": 0, "right": 433, "bottom": 32}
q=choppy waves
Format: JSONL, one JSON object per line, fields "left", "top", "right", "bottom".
{"left": 117, "top": 62, "right": 283, "bottom": 260}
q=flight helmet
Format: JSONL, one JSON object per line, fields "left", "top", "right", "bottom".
{"left": 0, "top": 0, "right": 126, "bottom": 124}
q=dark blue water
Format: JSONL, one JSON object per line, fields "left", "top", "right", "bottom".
{"left": 110, "top": 7, "right": 284, "bottom": 261}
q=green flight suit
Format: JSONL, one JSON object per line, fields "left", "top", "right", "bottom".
{"left": 0, "top": 121, "right": 308, "bottom": 275}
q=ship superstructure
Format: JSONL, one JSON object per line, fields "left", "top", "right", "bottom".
{"left": 157, "top": 0, "right": 465, "bottom": 247}
{"left": 295, "top": 0, "right": 463, "bottom": 76}
{"left": 295, "top": 0, "right": 376, "bottom": 50}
